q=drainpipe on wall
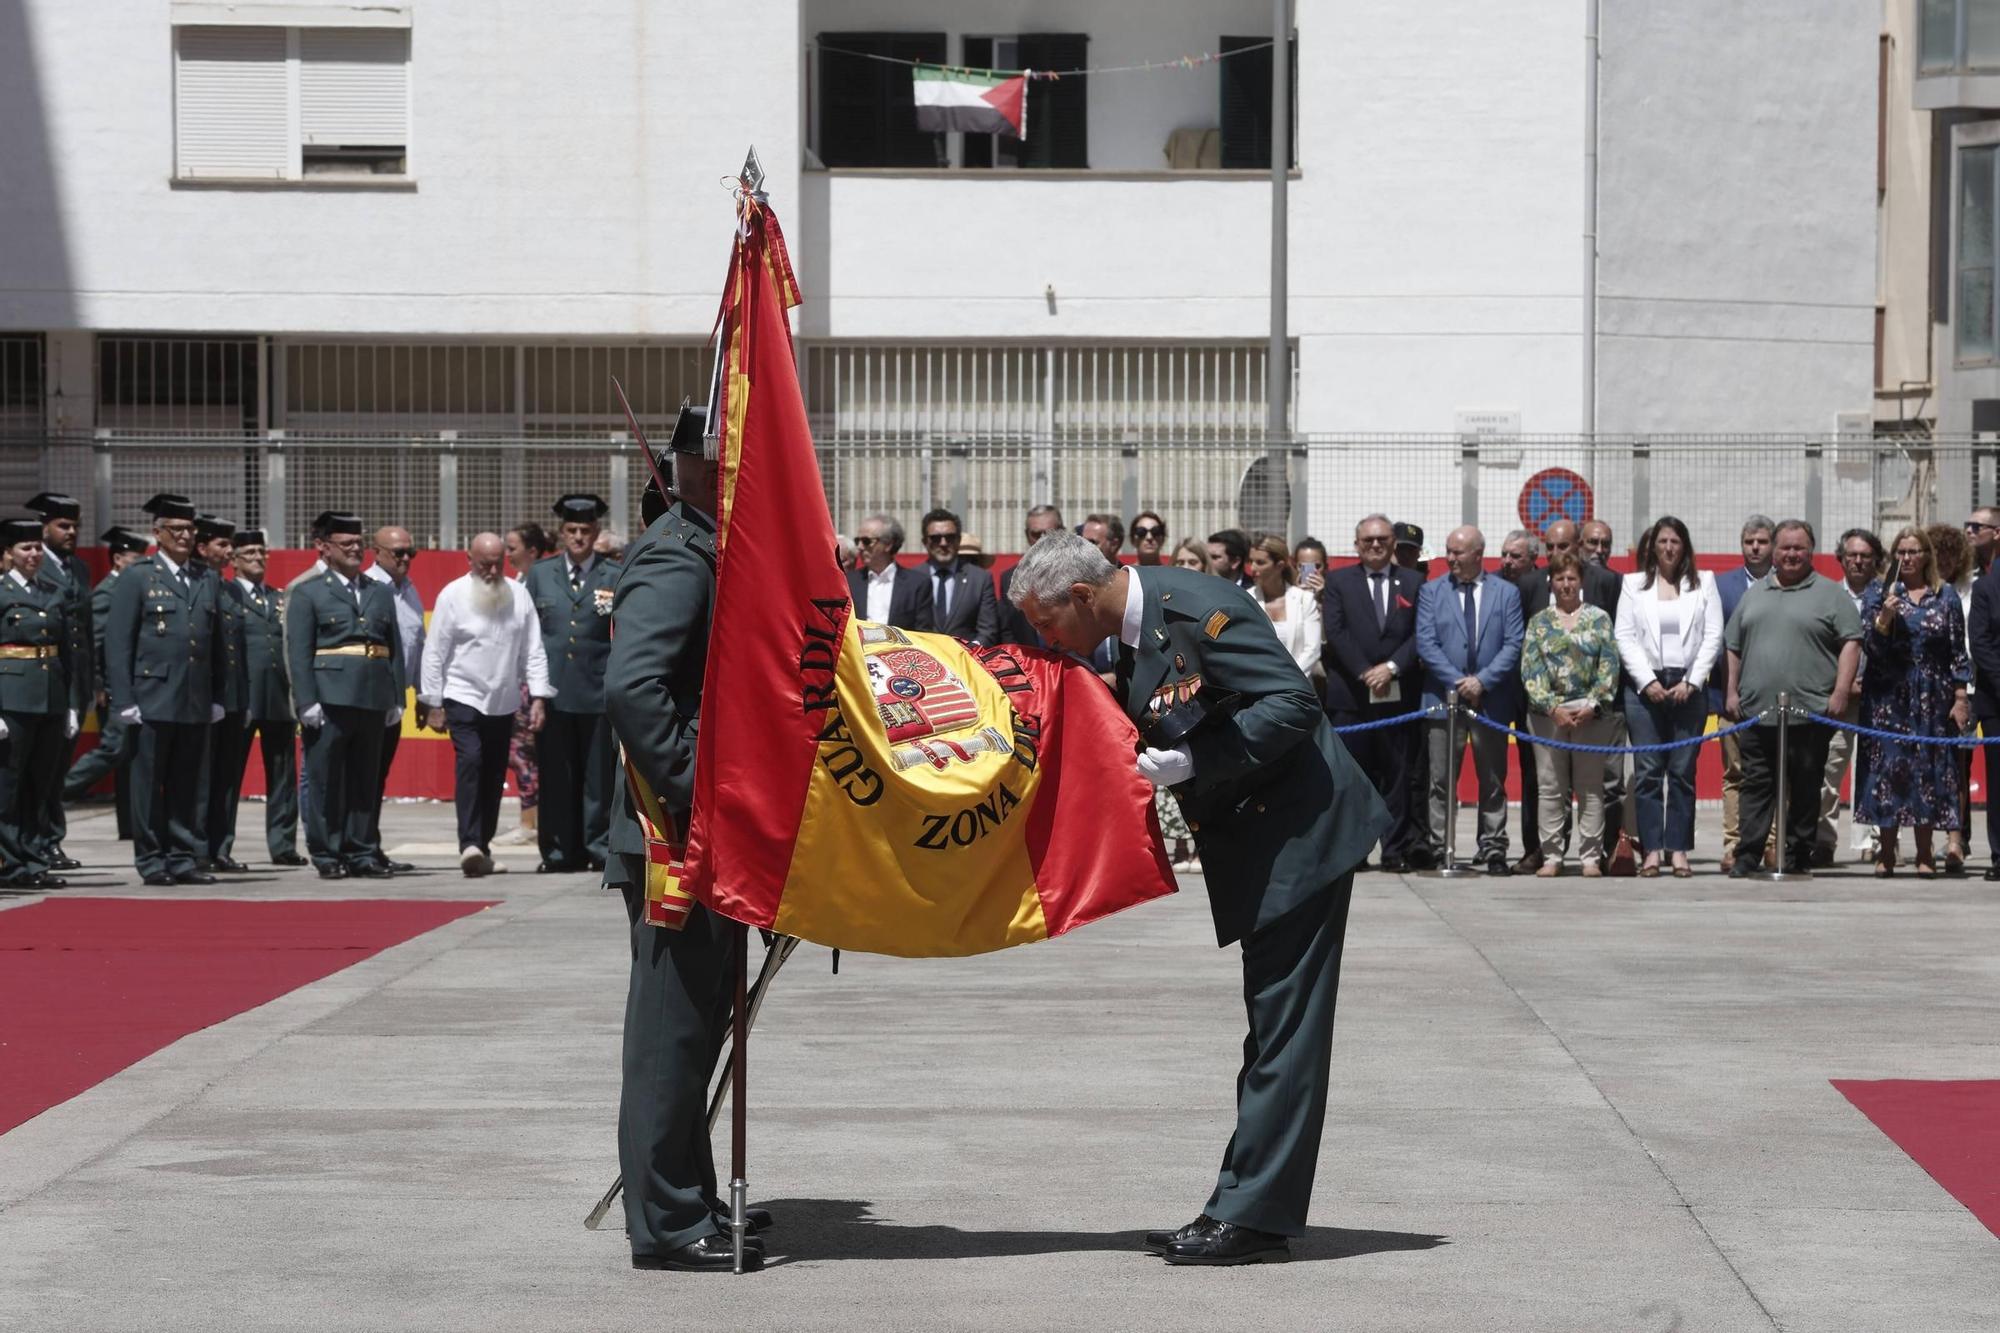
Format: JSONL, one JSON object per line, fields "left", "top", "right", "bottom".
{"left": 1583, "top": 0, "right": 1600, "bottom": 452}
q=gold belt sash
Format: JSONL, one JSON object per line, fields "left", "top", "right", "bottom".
{"left": 621, "top": 749, "right": 694, "bottom": 931}
{"left": 316, "top": 643, "right": 391, "bottom": 659}
{"left": 0, "top": 644, "right": 57, "bottom": 659}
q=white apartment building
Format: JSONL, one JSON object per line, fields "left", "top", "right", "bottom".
{"left": 0, "top": 0, "right": 1888, "bottom": 547}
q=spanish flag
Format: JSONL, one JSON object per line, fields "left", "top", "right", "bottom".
{"left": 679, "top": 199, "right": 1176, "bottom": 958}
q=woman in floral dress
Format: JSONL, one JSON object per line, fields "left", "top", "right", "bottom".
{"left": 1857, "top": 526, "right": 1972, "bottom": 877}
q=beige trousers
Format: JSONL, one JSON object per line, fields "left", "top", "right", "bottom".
{"left": 1528, "top": 712, "right": 1616, "bottom": 864}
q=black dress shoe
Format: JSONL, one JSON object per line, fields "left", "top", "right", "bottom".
{"left": 632, "top": 1234, "right": 765, "bottom": 1273}
{"left": 175, "top": 870, "right": 219, "bottom": 885}
{"left": 587, "top": 857, "right": 606, "bottom": 873}
{"left": 51, "top": 854, "right": 81, "bottom": 871}
{"left": 317, "top": 864, "right": 349, "bottom": 880}
{"left": 273, "top": 852, "right": 309, "bottom": 867}
{"left": 1484, "top": 857, "right": 1512, "bottom": 876}
{"left": 1985, "top": 864, "right": 2000, "bottom": 882}
{"left": 1810, "top": 844, "right": 1836, "bottom": 869}
{"left": 1376, "top": 854, "right": 1407, "bottom": 873}
{"left": 1512, "top": 851, "right": 1545, "bottom": 875}
{"left": 1159, "top": 1220, "right": 1290, "bottom": 1266}
{"left": 195, "top": 858, "right": 217, "bottom": 871}
{"left": 13, "top": 872, "right": 67, "bottom": 889}
{"left": 348, "top": 863, "right": 393, "bottom": 878}
{"left": 536, "top": 860, "right": 563, "bottom": 874}
{"left": 1403, "top": 847, "right": 1438, "bottom": 871}
{"left": 384, "top": 860, "right": 415, "bottom": 873}
{"left": 1144, "top": 1215, "right": 1219, "bottom": 1253}
{"left": 213, "top": 856, "right": 251, "bottom": 873}
{"left": 142, "top": 872, "right": 176, "bottom": 886}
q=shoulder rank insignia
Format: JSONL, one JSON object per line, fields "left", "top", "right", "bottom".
{"left": 1203, "top": 610, "right": 1230, "bottom": 640}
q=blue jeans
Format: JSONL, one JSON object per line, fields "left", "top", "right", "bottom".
{"left": 1623, "top": 670, "right": 1708, "bottom": 853}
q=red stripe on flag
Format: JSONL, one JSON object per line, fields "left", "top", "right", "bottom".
{"left": 1833, "top": 1078, "right": 2000, "bottom": 1238}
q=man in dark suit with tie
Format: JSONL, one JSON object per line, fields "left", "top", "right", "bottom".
{"left": 1322, "top": 513, "right": 1425, "bottom": 869}
{"left": 1415, "top": 525, "right": 1526, "bottom": 873}
{"left": 1007, "top": 530, "right": 1389, "bottom": 1266}
{"left": 846, "top": 513, "right": 933, "bottom": 630}
{"left": 921, "top": 507, "right": 999, "bottom": 644}
{"left": 996, "top": 505, "right": 1064, "bottom": 646}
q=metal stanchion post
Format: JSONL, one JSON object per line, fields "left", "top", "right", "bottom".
{"left": 1752, "top": 692, "right": 1809, "bottom": 882}
{"left": 1430, "top": 688, "right": 1479, "bottom": 878}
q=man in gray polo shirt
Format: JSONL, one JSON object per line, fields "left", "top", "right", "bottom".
{"left": 1723, "top": 519, "right": 1862, "bottom": 877}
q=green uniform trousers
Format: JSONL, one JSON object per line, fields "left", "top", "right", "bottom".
{"left": 0, "top": 712, "right": 65, "bottom": 878}
{"left": 1205, "top": 872, "right": 1355, "bottom": 1238}
{"left": 615, "top": 853, "right": 740, "bottom": 1257}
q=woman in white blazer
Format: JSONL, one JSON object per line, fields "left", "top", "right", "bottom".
{"left": 1615, "top": 516, "right": 1724, "bottom": 877}
{"left": 1246, "top": 534, "right": 1325, "bottom": 682}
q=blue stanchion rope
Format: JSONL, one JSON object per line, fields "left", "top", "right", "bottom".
{"left": 1463, "top": 708, "right": 1768, "bottom": 755}
{"left": 1807, "top": 712, "right": 1995, "bottom": 747}
{"left": 1330, "top": 705, "right": 1446, "bottom": 736}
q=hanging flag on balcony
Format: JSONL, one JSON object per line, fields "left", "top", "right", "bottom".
{"left": 911, "top": 66, "right": 1029, "bottom": 138}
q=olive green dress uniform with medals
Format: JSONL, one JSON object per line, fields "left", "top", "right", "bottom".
{"left": 602, "top": 408, "right": 762, "bottom": 1272}
{"left": 530, "top": 494, "right": 621, "bottom": 872}
{"left": 103, "top": 494, "right": 227, "bottom": 885}
{"left": 1125, "top": 565, "right": 1390, "bottom": 1257}
{"left": 64, "top": 526, "right": 151, "bottom": 839}
{"left": 0, "top": 516, "right": 76, "bottom": 887}
{"left": 284, "top": 512, "right": 405, "bottom": 878}
{"left": 232, "top": 532, "right": 302, "bottom": 864}
{"left": 195, "top": 516, "right": 253, "bottom": 871}
{"left": 25, "top": 492, "right": 91, "bottom": 870}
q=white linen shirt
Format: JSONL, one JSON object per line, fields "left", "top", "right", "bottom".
{"left": 419, "top": 573, "right": 553, "bottom": 716}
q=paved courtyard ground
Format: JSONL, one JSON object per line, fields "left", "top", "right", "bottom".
{"left": 2, "top": 799, "right": 1996, "bottom": 1331}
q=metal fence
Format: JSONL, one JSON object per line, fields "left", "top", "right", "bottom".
{"left": 2, "top": 430, "right": 1993, "bottom": 557}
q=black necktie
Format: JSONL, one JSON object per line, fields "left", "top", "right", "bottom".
{"left": 936, "top": 568, "right": 953, "bottom": 620}
{"left": 1372, "top": 572, "right": 1388, "bottom": 631}
{"left": 1459, "top": 582, "right": 1478, "bottom": 674}
{"left": 570, "top": 563, "right": 583, "bottom": 593}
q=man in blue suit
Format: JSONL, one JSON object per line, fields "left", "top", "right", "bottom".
{"left": 1322, "top": 513, "right": 1426, "bottom": 868}
{"left": 1712, "top": 514, "right": 1774, "bottom": 864}
{"left": 1415, "top": 525, "right": 1525, "bottom": 873}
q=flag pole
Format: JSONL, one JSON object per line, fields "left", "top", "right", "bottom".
{"left": 729, "top": 920, "right": 749, "bottom": 1273}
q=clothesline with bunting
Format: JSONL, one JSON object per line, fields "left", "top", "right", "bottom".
{"left": 811, "top": 38, "right": 1276, "bottom": 80}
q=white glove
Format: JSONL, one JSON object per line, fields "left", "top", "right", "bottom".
{"left": 387, "top": 705, "right": 404, "bottom": 726}
{"left": 118, "top": 706, "right": 142, "bottom": 725}
{"left": 64, "top": 709, "right": 78, "bottom": 740}
{"left": 1135, "top": 744, "right": 1195, "bottom": 789}
{"left": 301, "top": 703, "right": 326, "bottom": 729}
{"left": 209, "top": 703, "right": 225, "bottom": 723}
{"left": 0, "top": 716, "right": 8, "bottom": 740}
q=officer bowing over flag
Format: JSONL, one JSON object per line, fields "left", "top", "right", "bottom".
{"left": 0, "top": 515, "right": 77, "bottom": 888}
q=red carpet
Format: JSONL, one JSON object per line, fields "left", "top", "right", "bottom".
{"left": 0, "top": 897, "right": 495, "bottom": 1135}
{"left": 1834, "top": 1079, "right": 2000, "bottom": 1238}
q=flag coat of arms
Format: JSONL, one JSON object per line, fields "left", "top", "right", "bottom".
{"left": 679, "top": 197, "right": 1174, "bottom": 958}
{"left": 912, "top": 66, "right": 1029, "bottom": 138}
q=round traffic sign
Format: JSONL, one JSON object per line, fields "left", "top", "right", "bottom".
{"left": 1517, "top": 468, "right": 1593, "bottom": 535}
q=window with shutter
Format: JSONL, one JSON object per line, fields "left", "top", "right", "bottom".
{"left": 1219, "top": 35, "right": 1297, "bottom": 170}
{"left": 300, "top": 27, "right": 410, "bottom": 175}
{"left": 959, "top": 34, "right": 1088, "bottom": 170}
{"left": 174, "top": 25, "right": 290, "bottom": 179}
{"left": 817, "top": 32, "right": 947, "bottom": 168}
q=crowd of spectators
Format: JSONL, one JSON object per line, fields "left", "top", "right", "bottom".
{"left": 857, "top": 503, "right": 2000, "bottom": 880}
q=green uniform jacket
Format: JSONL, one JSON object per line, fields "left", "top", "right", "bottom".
{"left": 104, "top": 553, "right": 225, "bottom": 723}
{"left": 0, "top": 575, "right": 73, "bottom": 716}
{"left": 1126, "top": 566, "right": 1391, "bottom": 946}
{"left": 215, "top": 574, "right": 251, "bottom": 714}
{"left": 602, "top": 504, "right": 715, "bottom": 870}
{"left": 35, "top": 550, "right": 91, "bottom": 713}
{"left": 528, "top": 553, "right": 620, "bottom": 713}
{"left": 283, "top": 570, "right": 406, "bottom": 713}
{"left": 235, "top": 578, "right": 294, "bottom": 721}
{"left": 89, "top": 570, "right": 119, "bottom": 694}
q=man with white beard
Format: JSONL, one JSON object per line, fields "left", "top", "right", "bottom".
{"left": 420, "top": 533, "right": 553, "bottom": 876}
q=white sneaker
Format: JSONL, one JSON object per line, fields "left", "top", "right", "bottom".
{"left": 460, "top": 846, "right": 491, "bottom": 877}
{"left": 493, "top": 826, "right": 534, "bottom": 846}
{"left": 488, "top": 860, "right": 509, "bottom": 875}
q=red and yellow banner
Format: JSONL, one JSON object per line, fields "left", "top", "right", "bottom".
{"left": 679, "top": 200, "right": 1175, "bottom": 958}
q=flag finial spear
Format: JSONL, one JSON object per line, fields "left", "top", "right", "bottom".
{"left": 738, "top": 147, "right": 767, "bottom": 203}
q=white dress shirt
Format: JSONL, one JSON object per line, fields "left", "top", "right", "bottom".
{"left": 419, "top": 574, "right": 553, "bottom": 716}
{"left": 365, "top": 563, "right": 427, "bottom": 687}
{"left": 1118, "top": 566, "right": 1145, "bottom": 647}
{"left": 865, "top": 564, "right": 897, "bottom": 623}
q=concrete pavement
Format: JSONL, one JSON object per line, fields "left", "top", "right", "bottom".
{"left": 2, "top": 799, "right": 1996, "bottom": 1330}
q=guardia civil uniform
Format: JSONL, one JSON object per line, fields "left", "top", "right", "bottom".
{"left": 529, "top": 494, "right": 621, "bottom": 871}
{"left": 194, "top": 516, "right": 253, "bottom": 871}
{"left": 0, "top": 517, "right": 76, "bottom": 887}
{"left": 1122, "top": 565, "right": 1390, "bottom": 1261}
{"left": 63, "top": 527, "right": 151, "bottom": 840}
{"left": 230, "top": 534, "right": 301, "bottom": 864}
{"left": 26, "top": 492, "right": 91, "bottom": 869}
{"left": 284, "top": 521, "right": 405, "bottom": 878}
{"left": 603, "top": 412, "right": 768, "bottom": 1273}
{"left": 103, "top": 494, "right": 226, "bottom": 885}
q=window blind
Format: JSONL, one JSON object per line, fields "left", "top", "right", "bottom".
{"left": 175, "top": 25, "right": 289, "bottom": 178}
{"left": 300, "top": 27, "right": 409, "bottom": 146}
